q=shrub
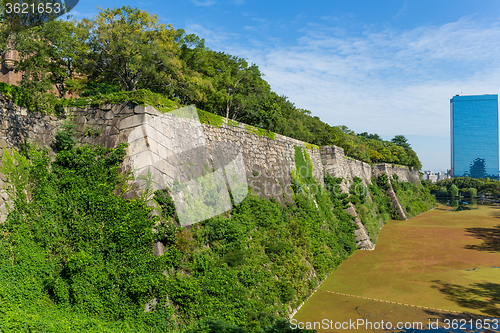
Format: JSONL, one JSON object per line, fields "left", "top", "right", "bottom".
{"left": 0, "top": 143, "right": 176, "bottom": 331}
{"left": 467, "top": 187, "right": 477, "bottom": 198}
{"left": 449, "top": 184, "right": 459, "bottom": 197}
{"left": 438, "top": 186, "right": 448, "bottom": 196}
{"left": 54, "top": 120, "right": 76, "bottom": 152}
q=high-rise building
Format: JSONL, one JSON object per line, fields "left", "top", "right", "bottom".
{"left": 450, "top": 94, "right": 499, "bottom": 179}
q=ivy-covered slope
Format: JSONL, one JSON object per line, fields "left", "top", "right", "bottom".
{"left": 0, "top": 136, "right": 351, "bottom": 332}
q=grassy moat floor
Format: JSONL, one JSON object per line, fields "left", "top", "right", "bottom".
{"left": 293, "top": 204, "right": 500, "bottom": 332}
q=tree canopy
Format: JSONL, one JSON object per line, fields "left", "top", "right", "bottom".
{"left": 429, "top": 176, "right": 500, "bottom": 197}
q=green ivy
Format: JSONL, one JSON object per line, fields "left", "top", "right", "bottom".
{"left": 198, "top": 109, "right": 224, "bottom": 127}
{"left": 0, "top": 139, "right": 328, "bottom": 332}
{"left": 390, "top": 175, "right": 436, "bottom": 218}
{"left": 54, "top": 119, "right": 76, "bottom": 152}
{"left": 245, "top": 124, "right": 276, "bottom": 140}
{"left": 228, "top": 119, "right": 239, "bottom": 127}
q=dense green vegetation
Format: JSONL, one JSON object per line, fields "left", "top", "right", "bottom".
{"left": 350, "top": 177, "right": 387, "bottom": 243}
{"left": 428, "top": 176, "right": 500, "bottom": 197}
{"left": 390, "top": 175, "right": 436, "bottom": 217}
{"left": 323, "top": 173, "right": 435, "bottom": 243}
{"left": 2, "top": 132, "right": 361, "bottom": 331}
{"left": 0, "top": 6, "right": 421, "bottom": 169}
{"left": 334, "top": 130, "right": 421, "bottom": 168}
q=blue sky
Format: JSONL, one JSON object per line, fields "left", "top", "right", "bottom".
{"left": 69, "top": 0, "right": 500, "bottom": 171}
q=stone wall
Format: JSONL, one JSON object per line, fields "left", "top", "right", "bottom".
{"left": 67, "top": 103, "right": 325, "bottom": 203}
{"left": 320, "top": 144, "right": 420, "bottom": 189}
{"left": 320, "top": 145, "right": 373, "bottom": 191}
{"left": 0, "top": 94, "right": 59, "bottom": 222}
{"left": 202, "top": 121, "right": 324, "bottom": 201}
{"left": 372, "top": 163, "right": 420, "bottom": 184}
{"left": 0, "top": 97, "right": 421, "bottom": 233}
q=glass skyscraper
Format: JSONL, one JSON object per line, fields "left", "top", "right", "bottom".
{"left": 451, "top": 94, "right": 499, "bottom": 180}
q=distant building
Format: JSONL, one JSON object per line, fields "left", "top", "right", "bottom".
{"left": 2, "top": 48, "right": 73, "bottom": 98}
{"left": 450, "top": 94, "right": 499, "bottom": 180}
{"left": 1, "top": 49, "right": 23, "bottom": 85}
{"left": 422, "top": 170, "right": 451, "bottom": 183}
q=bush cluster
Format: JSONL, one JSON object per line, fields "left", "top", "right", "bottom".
{"left": 428, "top": 176, "right": 500, "bottom": 198}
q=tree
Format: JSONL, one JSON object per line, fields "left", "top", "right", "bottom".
{"left": 181, "top": 49, "right": 270, "bottom": 121}
{"left": 0, "top": 0, "right": 79, "bottom": 77}
{"left": 449, "top": 184, "right": 459, "bottom": 197}
{"left": 358, "top": 132, "right": 382, "bottom": 141}
{"left": 406, "top": 149, "right": 422, "bottom": 169}
{"left": 14, "top": 19, "right": 86, "bottom": 99}
{"left": 438, "top": 186, "right": 448, "bottom": 197}
{"left": 391, "top": 135, "right": 411, "bottom": 150}
{"left": 79, "top": 6, "right": 203, "bottom": 97}
{"left": 5, "top": 18, "right": 85, "bottom": 111}
{"left": 467, "top": 187, "right": 477, "bottom": 199}
{"left": 369, "top": 149, "right": 384, "bottom": 162}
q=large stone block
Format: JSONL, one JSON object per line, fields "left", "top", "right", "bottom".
{"left": 118, "top": 114, "right": 153, "bottom": 130}
{"left": 128, "top": 136, "right": 150, "bottom": 156}
{"left": 100, "top": 104, "right": 113, "bottom": 111}
{"left": 112, "top": 103, "right": 134, "bottom": 115}
{"left": 134, "top": 105, "right": 162, "bottom": 116}
{"left": 74, "top": 115, "right": 87, "bottom": 124}
{"left": 0, "top": 202, "right": 9, "bottom": 223}
{"left": 104, "top": 134, "right": 119, "bottom": 149}
{"left": 104, "top": 110, "right": 114, "bottom": 120}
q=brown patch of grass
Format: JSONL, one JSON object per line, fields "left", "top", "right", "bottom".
{"left": 465, "top": 225, "right": 500, "bottom": 252}
{"left": 432, "top": 280, "right": 500, "bottom": 317}
{"left": 294, "top": 205, "right": 500, "bottom": 327}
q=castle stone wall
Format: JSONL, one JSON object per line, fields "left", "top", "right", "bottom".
{"left": 0, "top": 97, "right": 421, "bottom": 227}
{"left": 0, "top": 95, "right": 59, "bottom": 222}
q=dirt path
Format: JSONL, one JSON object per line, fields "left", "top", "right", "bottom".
{"left": 293, "top": 204, "right": 500, "bottom": 332}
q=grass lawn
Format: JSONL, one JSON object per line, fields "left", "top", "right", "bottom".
{"left": 293, "top": 204, "right": 500, "bottom": 332}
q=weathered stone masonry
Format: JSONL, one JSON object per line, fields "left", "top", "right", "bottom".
{"left": 0, "top": 97, "right": 420, "bottom": 249}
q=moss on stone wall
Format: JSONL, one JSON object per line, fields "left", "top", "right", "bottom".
{"left": 0, "top": 82, "right": 46, "bottom": 112}
{"left": 244, "top": 124, "right": 276, "bottom": 140}
{"left": 293, "top": 146, "right": 315, "bottom": 185}
{"left": 228, "top": 119, "right": 239, "bottom": 127}
{"left": 0, "top": 85, "right": 183, "bottom": 115}
{"left": 304, "top": 142, "right": 320, "bottom": 151}
{"left": 197, "top": 109, "right": 224, "bottom": 128}
{"left": 390, "top": 174, "right": 436, "bottom": 218}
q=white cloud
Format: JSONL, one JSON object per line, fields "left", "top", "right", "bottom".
{"left": 393, "top": 1, "right": 409, "bottom": 21}
{"left": 191, "top": 0, "right": 216, "bottom": 7}
{"left": 184, "top": 23, "right": 238, "bottom": 46}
